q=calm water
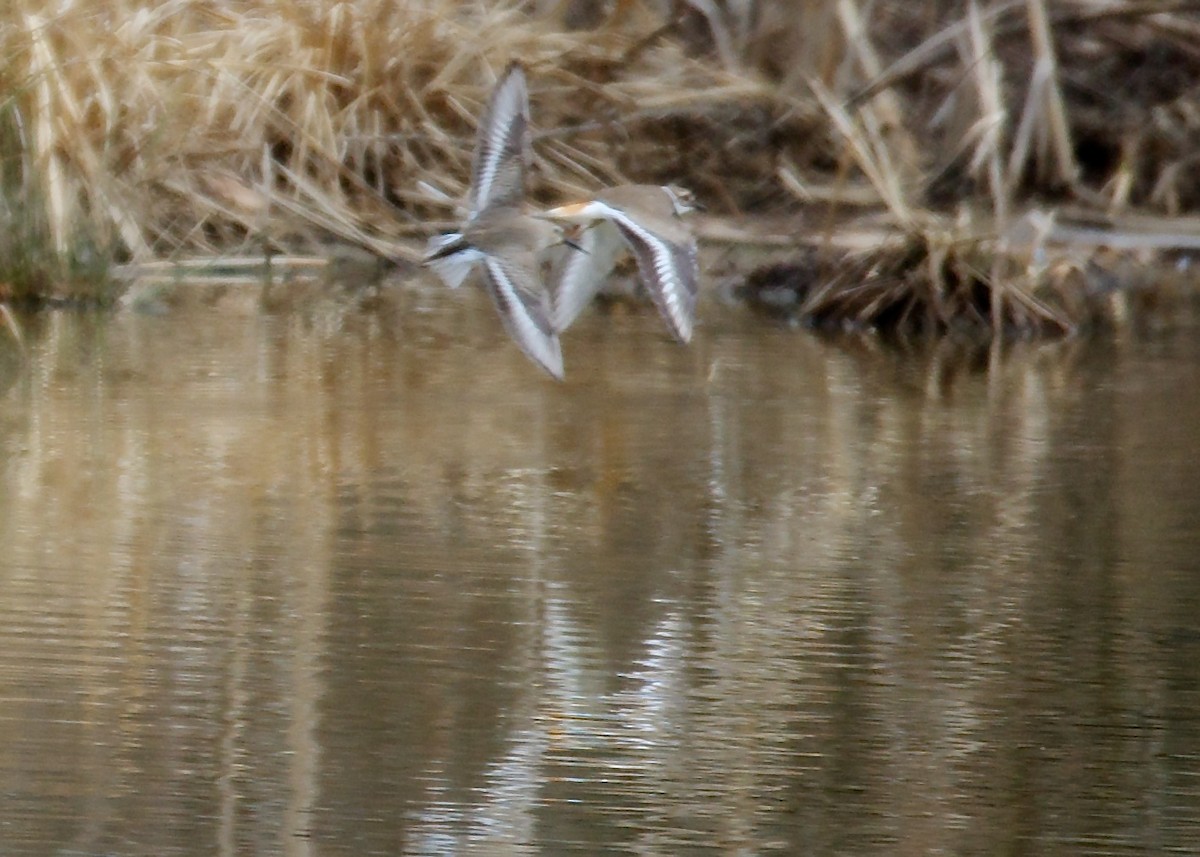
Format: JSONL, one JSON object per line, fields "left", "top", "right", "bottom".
{"left": 1, "top": 281, "right": 1199, "bottom": 855}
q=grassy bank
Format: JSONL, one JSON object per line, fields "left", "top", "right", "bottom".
{"left": 1, "top": 0, "right": 1198, "bottom": 332}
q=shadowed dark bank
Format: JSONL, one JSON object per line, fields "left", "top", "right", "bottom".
{"left": 0, "top": 0, "right": 1198, "bottom": 336}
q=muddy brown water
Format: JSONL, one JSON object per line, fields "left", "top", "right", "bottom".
{"left": 1, "top": 279, "right": 1199, "bottom": 855}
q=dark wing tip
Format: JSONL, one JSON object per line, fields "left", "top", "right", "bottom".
{"left": 501, "top": 59, "right": 527, "bottom": 77}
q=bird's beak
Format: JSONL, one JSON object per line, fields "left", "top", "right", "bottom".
{"left": 560, "top": 223, "right": 588, "bottom": 254}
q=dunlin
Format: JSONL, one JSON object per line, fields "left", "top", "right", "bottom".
{"left": 541, "top": 184, "right": 700, "bottom": 342}
{"left": 422, "top": 62, "right": 571, "bottom": 380}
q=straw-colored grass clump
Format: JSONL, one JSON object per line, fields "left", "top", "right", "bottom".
{"left": 0, "top": 0, "right": 766, "bottom": 300}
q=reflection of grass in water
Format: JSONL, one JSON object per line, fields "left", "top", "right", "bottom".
{"left": 0, "top": 102, "right": 114, "bottom": 303}
{"left": 0, "top": 307, "right": 24, "bottom": 398}
{"left": 0, "top": 303, "right": 23, "bottom": 349}
{"left": 0, "top": 196, "right": 115, "bottom": 305}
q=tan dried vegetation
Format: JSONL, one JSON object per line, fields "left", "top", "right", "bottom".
{"left": 0, "top": 0, "right": 1197, "bottom": 335}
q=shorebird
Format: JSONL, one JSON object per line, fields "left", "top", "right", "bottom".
{"left": 422, "top": 62, "right": 572, "bottom": 380}
{"left": 425, "top": 206, "right": 570, "bottom": 379}
{"left": 540, "top": 184, "right": 701, "bottom": 343}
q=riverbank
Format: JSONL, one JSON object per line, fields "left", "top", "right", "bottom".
{"left": 2, "top": 0, "right": 1198, "bottom": 335}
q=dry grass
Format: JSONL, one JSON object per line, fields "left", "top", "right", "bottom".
{"left": 734, "top": 0, "right": 1200, "bottom": 334}
{"left": 0, "top": 0, "right": 1197, "bottom": 332}
{"left": 0, "top": 0, "right": 765, "bottom": 281}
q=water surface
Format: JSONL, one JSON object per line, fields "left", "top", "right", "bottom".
{"left": 1, "top": 283, "right": 1198, "bottom": 855}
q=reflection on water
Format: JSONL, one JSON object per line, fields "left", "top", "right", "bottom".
{"left": 1, "top": 283, "right": 1199, "bottom": 854}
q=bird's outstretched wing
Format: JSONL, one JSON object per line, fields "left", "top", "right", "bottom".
{"left": 468, "top": 62, "right": 530, "bottom": 218}
{"left": 609, "top": 213, "right": 698, "bottom": 343}
{"left": 481, "top": 253, "right": 564, "bottom": 379}
{"left": 550, "top": 221, "right": 622, "bottom": 333}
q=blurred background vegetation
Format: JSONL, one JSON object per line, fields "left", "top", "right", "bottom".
{"left": 0, "top": 0, "right": 1197, "bottom": 330}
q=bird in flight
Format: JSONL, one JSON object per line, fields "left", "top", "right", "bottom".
{"left": 423, "top": 62, "right": 575, "bottom": 380}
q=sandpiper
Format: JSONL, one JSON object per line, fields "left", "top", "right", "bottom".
{"left": 540, "top": 184, "right": 700, "bottom": 343}
{"left": 422, "top": 62, "right": 570, "bottom": 380}
{"left": 425, "top": 207, "right": 568, "bottom": 379}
